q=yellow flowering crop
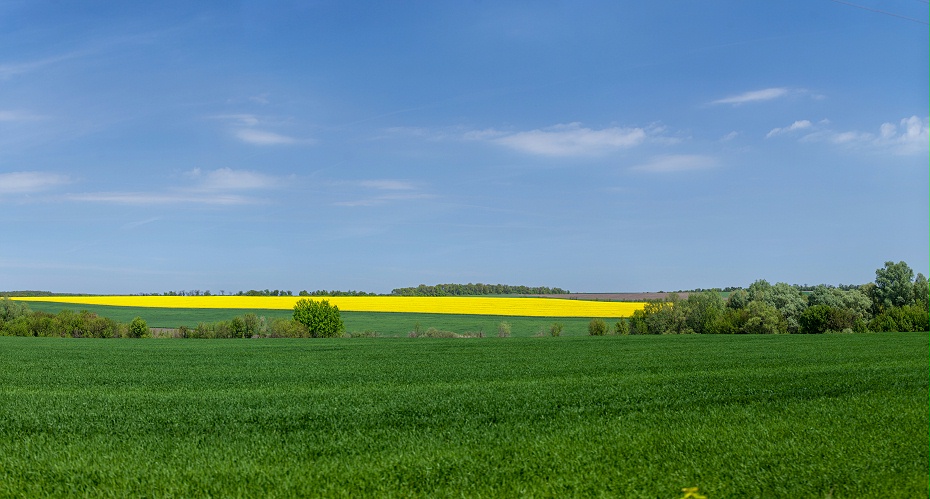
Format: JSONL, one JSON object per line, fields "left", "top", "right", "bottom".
{"left": 12, "top": 295, "right": 645, "bottom": 318}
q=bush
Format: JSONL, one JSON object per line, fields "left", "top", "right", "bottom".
{"left": 293, "top": 299, "right": 345, "bottom": 338}
{"left": 614, "top": 319, "right": 630, "bottom": 335}
{"left": 269, "top": 318, "right": 309, "bottom": 338}
{"left": 588, "top": 318, "right": 608, "bottom": 336}
{"left": 128, "top": 317, "right": 149, "bottom": 338}
{"left": 549, "top": 322, "right": 563, "bottom": 337}
{"left": 497, "top": 321, "right": 512, "bottom": 338}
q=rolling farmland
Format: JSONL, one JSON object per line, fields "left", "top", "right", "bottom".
{"left": 10, "top": 295, "right": 647, "bottom": 318}
{"left": 1, "top": 333, "right": 926, "bottom": 497}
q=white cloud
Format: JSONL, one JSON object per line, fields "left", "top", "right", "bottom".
{"left": 0, "top": 110, "right": 45, "bottom": 122}
{"left": 800, "top": 116, "right": 928, "bottom": 155}
{"left": 490, "top": 123, "right": 648, "bottom": 156}
{"left": 766, "top": 120, "right": 813, "bottom": 138}
{"left": 630, "top": 155, "right": 717, "bottom": 173}
{"left": 68, "top": 168, "right": 287, "bottom": 206}
{"left": 721, "top": 131, "right": 740, "bottom": 142}
{"left": 333, "top": 179, "right": 431, "bottom": 207}
{"left": 711, "top": 87, "right": 790, "bottom": 105}
{"left": 0, "top": 171, "right": 69, "bottom": 194}
{"left": 334, "top": 192, "right": 434, "bottom": 207}
{"left": 210, "top": 114, "right": 312, "bottom": 146}
{"left": 67, "top": 192, "right": 255, "bottom": 206}
{"left": 877, "top": 116, "right": 929, "bottom": 155}
{"left": 359, "top": 180, "right": 416, "bottom": 190}
{"left": 185, "top": 167, "right": 282, "bottom": 190}
{"left": 235, "top": 128, "right": 301, "bottom": 145}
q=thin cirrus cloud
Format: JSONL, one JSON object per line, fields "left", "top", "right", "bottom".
{"left": 629, "top": 154, "right": 718, "bottom": 173}
{"left": 779, "top": 115, "right": 929, "bottom": 155}
{"left": 482, "top": 122, "right": 649, "bottom": 157}
{"left": 0, "top": 171, "right": 69, "bottom": 194}
{"left": 766, "top": 120, "right": 813, "bottom": 138}
{"left": 211, "top": 114, "right": 311, "bottom": 146}
{"left": 710, "top": 87, "right": 790, "bottom": 106}
{"left": 334, "top": 179, "right": 430, "bottom": 207}
{"left": 67, "top": 168, "right": 286, "bottom": 206}
{"left": 235, "top": 129, "right": 302, "bottom": 146}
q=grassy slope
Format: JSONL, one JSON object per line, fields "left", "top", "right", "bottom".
{"left": 0, "top": 333, "right": 927, "bottom": 497}
{"left": 21, "top": 301, "right": 599, "bottom": 336}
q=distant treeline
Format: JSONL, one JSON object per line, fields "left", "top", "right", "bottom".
{"left": 671, "top": 283, "right": 864, "bottom": 294}
{"left": 623, "top": 261, "right": 928, "bottom": 335}
{"left": 391, "top": 283, "right": 571, "bottom": 296}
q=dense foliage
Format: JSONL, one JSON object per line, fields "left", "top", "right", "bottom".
{"left": 391, "top": 283, "right": 570, "bottom": 296}
{"left": 1, "top": 334, "right": 925, "bottom": 497}
{"left": 292, "top": 298, "right": 345, "bottom": 338}
{"left": 625, "top": 261, "right": 928, "bottom": 335}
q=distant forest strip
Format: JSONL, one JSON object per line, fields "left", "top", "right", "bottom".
{"left": 390, "top": 283, "right": 570, "bottom": 296}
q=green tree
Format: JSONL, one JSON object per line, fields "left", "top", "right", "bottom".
{"left": 743, "top": 301, "right": 785, "bottom": 334}
{"left": 873, "top": 261, "right": 915, "bottom": 312}
{"left": 614, "top": 319, "right": 630, "bottom": 335}
{"left": 764, "top": 283, "right": 807, "bottom": 333}
{"left": 0, "top": 298, "right": 30, "bottom": 322}
{"left": 913, "top": 273, "right": 929, "bottom": 310}
{"left": 128, "top": 316, "right": 149, "bottom": 338}
{"left": 684, "top": 291, "right": 725, "bottom": 334}
{"left": 747, "top": 280, "right": 772, "bottom": 303}
{"left": 293, "top": 299, "right": 345, "bottom": 338}
{"left": 726, "top": 289, "right": 750, "bottom": 310}
{"left": 588, "top": 318, "right": 608, "bottom": 336}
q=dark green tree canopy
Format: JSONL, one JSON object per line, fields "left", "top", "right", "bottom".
{"left": 873, "top": 261, "right": 916, "bottom": 311}
{"left": 292, "top": 299, "right": 345, "bottom": 338}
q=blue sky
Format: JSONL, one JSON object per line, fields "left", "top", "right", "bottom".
{"left": 1, "top": 1, "right": 927, "bottom": 294}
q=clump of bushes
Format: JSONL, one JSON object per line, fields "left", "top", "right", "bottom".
{"left": 588, "top": 318, "right": 608, "bottom": 336}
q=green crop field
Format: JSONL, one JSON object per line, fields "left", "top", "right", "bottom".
{"left": 20, "top": 300, "right": 598, "bottom": 337}
{"left": 1, "top": 333, "right": 927, "bottom": 497}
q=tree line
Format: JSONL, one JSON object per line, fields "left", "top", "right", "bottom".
{"left": 619, "top": 261, "right": 928, "bottom": 335}
{"left": 390, "top": 283, "right": 571, "bottom": 296}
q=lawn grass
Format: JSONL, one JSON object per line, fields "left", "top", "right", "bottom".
{"left": 0, "top": 333, "right": 927, "bottom": 497}
{"left": 20, "top": 301, "right": 597, "bottom": 336}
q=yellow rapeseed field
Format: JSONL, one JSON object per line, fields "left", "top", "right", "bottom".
{"left": 12, "top": 296, "right": 646, "bottom": 318}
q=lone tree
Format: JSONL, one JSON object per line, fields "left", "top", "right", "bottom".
{"left": 292, "top": 298, "right": 345, "bottom": 338}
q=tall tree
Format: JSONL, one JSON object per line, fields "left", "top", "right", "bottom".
{"left": 873, "top": 261, "right": 915, "bottom": 312}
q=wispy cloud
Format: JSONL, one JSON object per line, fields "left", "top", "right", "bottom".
{"left": 67, "top": 192, "right": 255, "bottom": 206}
{"left": 630, "top": 155, "right": 718, "bottom": 173}
{"left": 766, "top": 120, "right": 813, "bottom": 138}
{"left": 359, "top": 179, "right": 417, "bottom": 190}
{"left": 798, "top": 116, "right": 928, "bottom": 155}
{"left": 711, "top": 87, "right": 790, "bottom": 105}
{"left": 0, "top": 110, "right": 45, "bottom": 122}
{"left": 185, "top": 167, "right": 283, "bottom": 190}
{"left": 68, "top": 168, "right": 288, "bottom": 206}
{"left": 235, "top": 129, "right": 302, "bottom": 145}
{"left": 0, "top": 171, "right": 69, "bottom": 194}
{"left": 211, "top": 114, "right": 312, "bottom": 146}
{"left": 334, "top": 179, "right": 431, "bottom": 207}
{"left": 493, "top": 123, "right": 647, "bottom": 156}
{"left": 876, "top": 116, "right": 929, "bottom": 155}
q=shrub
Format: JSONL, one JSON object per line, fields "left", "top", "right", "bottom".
{"left": 128, "top": 317, "right": 149, "bottom": 338}
{"left": 614, "top": 319, "right": 630, "bottom": 335}
{"left": 269, "top": 318, "right": 309, "bottom": 338}
{"left": 497, "top": 321, "right": 512, "bottom": 338}
{"left": 588, "top": 318, "right": 608, "bottom": 336}
{"left": 293, "top": 299, "right": 345, "bottom": 338}
{"left": 549, "top": 322, "right": 563, "bottom": 337}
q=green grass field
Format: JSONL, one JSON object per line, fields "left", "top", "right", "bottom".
{"left": 20, "top": 300, "right": 598, "bottom": 336}
{"left": 1, "top": 333, "right": 926, "bottom": 497}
